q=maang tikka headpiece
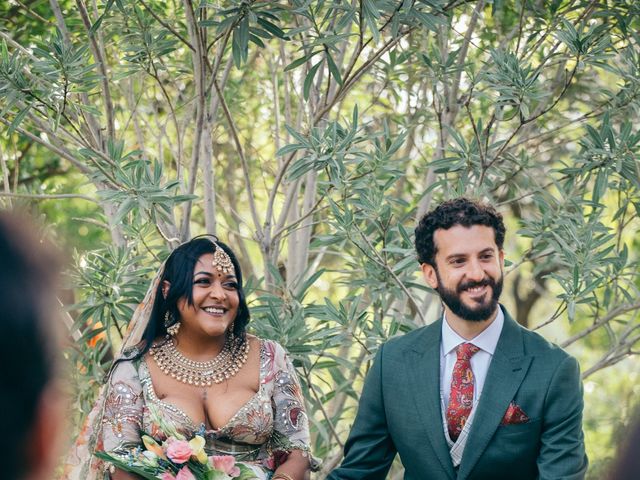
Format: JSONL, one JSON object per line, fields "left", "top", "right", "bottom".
{"left": 212, "top": 242, "right": 235, "bottom": 275}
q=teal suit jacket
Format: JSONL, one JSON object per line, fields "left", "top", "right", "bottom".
{"left": 329, "top": 308, "right": 588, "bottom": 480}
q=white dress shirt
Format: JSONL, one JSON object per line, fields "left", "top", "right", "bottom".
{"left": 440, "top": 307, "right": 504, "bottom": 409}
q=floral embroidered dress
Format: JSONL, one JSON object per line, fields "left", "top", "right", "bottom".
{"left": 99, "top": 339, "right": 313, "bottom": 479}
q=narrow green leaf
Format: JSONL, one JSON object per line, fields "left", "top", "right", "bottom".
{"left": 304, "top": 60, "right": 323, "bottom": 101}
{"left": 257, "top": 17, "right": 287, "bottom": 39}
{"left": 593, "top": 169, "right": 607, "bottom": 204}
{"left": 7, "top": 106, "right": 31, "bottom": 135}
{"left": 285, "top": 50, "right": 322, "bottom": 71}
{"left": 249, "top": 34, "right": 265, "bottom": 48}
{"left": 238, "top": 16, "right": 250, "bottom": 61}
{"left": 250, "top": 27, "right": 272, "bottom": 39}
{"left": 276, "top": 143, "right": 305, "bottom": 156}
{"left": 284, "top": 125, "right": 310, "bottom": 145}
{"left": 326, "top": 51, "right": 343, "bottom": 85}
{"left": 89, "top": 0, "right": 116, "bottom": 35}
{"left": 296, "top": 268, "right": 326, "bottom": 299}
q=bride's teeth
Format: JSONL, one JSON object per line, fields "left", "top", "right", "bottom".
{"left": 204, "top": 307, "right": 224, "bottom": 314}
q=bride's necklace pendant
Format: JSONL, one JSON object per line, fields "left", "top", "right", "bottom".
{"left": 150, "top": 336, "right": 250, "bottom": 386}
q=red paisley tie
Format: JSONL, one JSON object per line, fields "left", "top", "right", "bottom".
{"left": 446, "top": 342, "right": 480, "bottom": 442}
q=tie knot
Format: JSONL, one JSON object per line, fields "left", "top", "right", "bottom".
{"left": 457, "top": 342, "right": 480, "bottom": 360}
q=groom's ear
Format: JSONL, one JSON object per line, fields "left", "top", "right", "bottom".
{"left": 421, "top": 263, "right": 439, "bottom": 290}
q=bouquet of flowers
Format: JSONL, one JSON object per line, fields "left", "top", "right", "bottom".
{"left": 95, "top": 406, "right": 258, "bottom": 480}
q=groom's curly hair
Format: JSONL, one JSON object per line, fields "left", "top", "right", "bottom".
{"left": 415, "top": 197, "right": 505, "bottom": 266}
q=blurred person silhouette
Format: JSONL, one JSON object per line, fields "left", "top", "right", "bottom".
{"left": 0, "top": 211, "right": 66, "bottom": 480}
{"left": 609, "top": 412, "right": 640, "bottom": 480}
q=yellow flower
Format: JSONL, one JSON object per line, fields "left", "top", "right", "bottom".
{"left": 142, "top": 435, "right": 167, "bottom": 459}
{"left": 188, "top": 435, "right": 207, "bottom": 464}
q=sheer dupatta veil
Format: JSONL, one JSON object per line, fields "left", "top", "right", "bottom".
{"left": 59, "top": 262, "right": 165, "bottom": 480}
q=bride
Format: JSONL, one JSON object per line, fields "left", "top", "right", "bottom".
{"left": 63, "top": 236, "right": 315, "bottom": 480}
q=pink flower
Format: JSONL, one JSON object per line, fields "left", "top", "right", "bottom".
{"left": 159, "top": 473, "right": 176, "bottom": 480}
{"left": 166, "top": 439, "right": 193, "bottom": 464}
{"left": 175, "top": 467, "right": 196, "bottom": 480}
{"left": 211, "top": 455, "right": 241, "bottom": 477}
{"left": 263, "top": 457, "right": 275, "bottom": 470}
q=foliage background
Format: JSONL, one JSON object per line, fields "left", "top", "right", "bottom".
{"left": 1, "top": 1, "right": 639, "bottom": 478}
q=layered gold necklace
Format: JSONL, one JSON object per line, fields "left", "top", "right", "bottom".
{"left": 150, "top": 336, "right": 250, "bottom": 386}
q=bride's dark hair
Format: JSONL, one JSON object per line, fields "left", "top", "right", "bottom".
{"left": 131, "top": 236, "right": 250, "bottom": 360}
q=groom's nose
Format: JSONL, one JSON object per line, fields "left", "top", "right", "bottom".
{"left": 465, "top": 258, "right": 486, "bottom": 282}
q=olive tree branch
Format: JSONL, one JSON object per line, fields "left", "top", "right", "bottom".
{"left": 0, "top": 192, "right": 99, "bottom": 203}
{"left": 75, "top": 0, "right": 115, "bottom": 141}
{"left": 561, "top": 302, "right": 640, "bottom": 348}
{"left": 139, "top": 0, "right": 194, "bottom": 52}
{"left": 212, "top": 79, "right": 263, "bottom": 240}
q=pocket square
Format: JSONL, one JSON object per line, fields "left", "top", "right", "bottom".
{"left": 501, "top": 402, "right": 530, "bottom": 425}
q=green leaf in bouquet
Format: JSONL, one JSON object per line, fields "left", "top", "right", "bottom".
{"left": 146, "top": 403, "right": 186, "bottom": 440}
{"left": 207, "top": 471, "right": 232, "bottom": 480}
{"left": 235, "top": 464, "right": 260, "bottom": 480}
{"left": 94, "top": 451, "right": 162, "bottom": 480}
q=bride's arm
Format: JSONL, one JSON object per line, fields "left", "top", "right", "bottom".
{"left": 272, "top": 450, "right": 311, "bottom": 480}
{"left": 268, "top": 341, "right": 316, "bottom": 479}
{"left": 100, "top": 360, "right": 145, "bottom": 480}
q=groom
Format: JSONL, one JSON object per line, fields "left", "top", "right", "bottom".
{"left": 329, "top": 198, "right": 587, "bottom": 479}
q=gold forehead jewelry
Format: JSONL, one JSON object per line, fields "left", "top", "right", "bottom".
{"left": 212, "top": 242, "right": 235, "bottom": 275}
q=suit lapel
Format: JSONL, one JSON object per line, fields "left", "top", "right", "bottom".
{"left": 407, "top": 320, "right": 456, "bottom": 480}
{"left": 457, "top": 310, "right": 533, "bottom": 479}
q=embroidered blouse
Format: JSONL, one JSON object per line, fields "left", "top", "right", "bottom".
{"left": 100, "top": 339, "right": 314, "bottom": 478}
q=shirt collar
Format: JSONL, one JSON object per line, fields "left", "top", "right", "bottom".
{"left": 441, "top": 307, "right": 504, "bottom": 356}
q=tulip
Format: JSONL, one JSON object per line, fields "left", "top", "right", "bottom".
{"left": 142, "top": 435, "right": 166, "bottom": 460}
{"left": 188, "top": 435, "right": 208, "bottom": 464}
{"left": 211, "top": 455, "right": 241, "bottom": 477}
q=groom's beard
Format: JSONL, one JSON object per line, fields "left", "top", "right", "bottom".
{"left": 435, "top": 269, "right": 503, "bottom": 322}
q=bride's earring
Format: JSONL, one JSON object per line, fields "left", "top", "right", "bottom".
{"left": 227, "top": 321, "right": 235, "bottom": 340}
{"left": 165, "top": 311, "right": 180, "bottom": 336}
